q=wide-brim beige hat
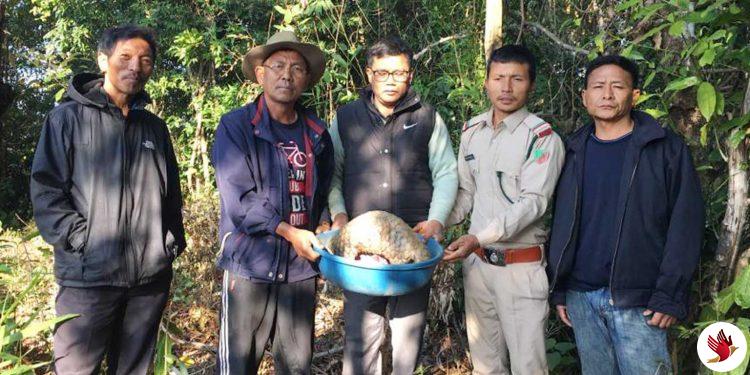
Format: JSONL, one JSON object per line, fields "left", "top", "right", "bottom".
{"left": 242, "top": 30, "right": 325, "bottom": 85}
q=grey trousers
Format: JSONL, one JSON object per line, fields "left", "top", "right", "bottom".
{"left": 463, "top": 254, "right": 549, "bottom": 375}
{"left": 342, "top": 283, "right": 430, "bottom": 375}
{"left": 52, "top": 272, "right": 171, "bottom": 375}
{"left": 216, "top": 271, "right": 316, "bottom": 375}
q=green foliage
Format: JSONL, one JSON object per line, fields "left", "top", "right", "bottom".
{"left": 545, "top": 337, "right": 578, "bottom": 372}
{"left": 0, "top": 266, "right": 77, "bottom": 373}
{"left": 153, "top": 323, "right": 188, "bottom": 375}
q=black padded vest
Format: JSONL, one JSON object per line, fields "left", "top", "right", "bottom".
{"left": 336, "top": 88, "right": 435, "bottom": 226}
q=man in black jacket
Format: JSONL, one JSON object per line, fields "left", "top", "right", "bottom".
{"left": 546, "top": 55, "right": 704, "bottom": 375}
{"left": 30, "top": 25, "right": 185, "bottom": 374}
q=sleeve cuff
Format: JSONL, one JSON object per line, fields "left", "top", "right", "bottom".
{"left": 550, "top": 289, "right": 566, "bottom": 306}
{"left": 647, "top": 292, "right": 688, "bottom": 321}
{"left": 329, "top": 202, "right": 347, "bottom": 219}
{"left": 475, "top": 227, "right": 498, "bottom": 247}
{"left": 265, "top": 214, "right": 284, "bottom": 235}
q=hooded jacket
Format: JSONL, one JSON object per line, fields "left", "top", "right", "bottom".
{"left": 30, "top": 73, "right": 186, "bottom": 288}
{"left": 546, "top": 110, "right": 704, "bottom": 320}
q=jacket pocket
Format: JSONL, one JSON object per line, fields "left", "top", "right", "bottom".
{"left": 54, "top": 247, "right": 84, "bottom": 281}
{"left": 232, "top": 234, "right": 279, "bottom": 280}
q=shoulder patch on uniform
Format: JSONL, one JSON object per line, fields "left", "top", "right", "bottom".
{"left": 533, "top": 123, "right": 553, "bottom": 138}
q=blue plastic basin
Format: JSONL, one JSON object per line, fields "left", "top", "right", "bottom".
{"left": 313, "top": 229, "right": 444, "bottom": 296}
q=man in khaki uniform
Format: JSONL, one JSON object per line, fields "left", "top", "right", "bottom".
{"left": 445, "top": 45, "right": 564, "bottom": 374}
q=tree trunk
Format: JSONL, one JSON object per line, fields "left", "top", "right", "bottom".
{"left": 712, "top": 77, "right": 750, "bottom": 294}
{"left": 187, "top": 88, "right": 206, "bottom": 193}
{"left": 484, "top": 0, "right": 503, "bottom": 60}
{"left": 0, "top": 2, "right": 10, "bottom": 173}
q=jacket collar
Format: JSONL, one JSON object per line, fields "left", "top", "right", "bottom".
{"left": 249, "top": 93, "right": 326, "bottom": 143}
{"left": 64, "top": 73, "right": 151, "bottom": 110}
{"left": 567, "top": 110, "right": 665, "bottom": 153}
{"left": 358, "top": 86, "right": 421, "bottom": 119}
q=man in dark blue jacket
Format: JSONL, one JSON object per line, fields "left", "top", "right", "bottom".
{"left": 546, "top": 55, "right": 704, "bottom": 375}
{"left": 212, "top": 30, "right": 334, "bottom": 374}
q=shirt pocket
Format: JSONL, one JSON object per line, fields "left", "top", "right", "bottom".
{"left": 495, "top": 162, "right": 520, "bottom": 204}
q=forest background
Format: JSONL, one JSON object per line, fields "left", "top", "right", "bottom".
{"left": 1, "top": 0, "right": 749, "bottom": 374}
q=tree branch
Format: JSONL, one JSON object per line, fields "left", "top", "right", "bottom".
{"left": 414, "top": 33, "right": 468, "bottom": 61}
{"left": 526, "top": 21, "right": 590, "bottom": 57}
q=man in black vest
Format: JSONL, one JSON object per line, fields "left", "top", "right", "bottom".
{"left": 328, "top": 36, "right": 458, "bottom": 374}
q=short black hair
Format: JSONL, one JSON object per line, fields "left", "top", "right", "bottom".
{"left": 584, "top": 55, "right": 639, "bottom": 88}
{"left": 486, "top": 45, "right": 537, "bottom": 83}
{"left": 97, "top": 25, "right": 157, "bottom": 59}
{"left": 365, "top": 36, "right": 413, "bottom": 69}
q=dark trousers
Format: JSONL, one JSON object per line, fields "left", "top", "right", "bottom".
{"left": 52, "top": 272, "right": 172, "bottom": 375}
{"left": 216, "top": 271, "right": 316, "bottom": 375}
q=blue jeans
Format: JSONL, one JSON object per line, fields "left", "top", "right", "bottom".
{"left": 566, "top": 288, "right": 672, "bottom": 375}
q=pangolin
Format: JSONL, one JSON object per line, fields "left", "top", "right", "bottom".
{"left": 328, "top": 210, "right": 431, "bottom": 264}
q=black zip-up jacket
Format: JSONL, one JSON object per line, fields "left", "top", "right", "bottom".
{"left": 30, "top": 73, "right": 186, "bottom": 287}
{"left": 546, "top": 110, "right": 704, "bottom": 320}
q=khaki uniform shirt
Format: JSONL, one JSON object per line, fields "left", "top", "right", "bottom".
{"left": 447, "top": 107, "right": 565, "bottom": 249}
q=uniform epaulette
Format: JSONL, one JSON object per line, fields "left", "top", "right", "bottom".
{"left": 462, "top": 120, "right": 484, "bottom": 132}
{"left": 527, "top": 117, "right": 553, "bottom": 138}
{"left": 463, "top": 115, "right": 486, "bottom": 132}
{"left": 525, "top": 117, "right": 554, "bottom": 160}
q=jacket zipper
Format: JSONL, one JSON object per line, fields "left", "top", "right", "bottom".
{"left": 550, "top": 153, "right": 578, "bottom": 294}
{"left": 608, "top": 155, "right": 641, "bottom": 305}
{"left": 121, "top": 112, "right": 136, "bottom": 285}
{"left": 275, "top": 144, "right": 290, "bottom": 282}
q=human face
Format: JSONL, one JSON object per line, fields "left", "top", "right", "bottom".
{"left": 366, "top": 54, "right": 412, "bottom": 109}
{"left": 484, "top": 61, "right": 533, "bottom": 118}
{"left": 582, "top": 64, "right": 640, "bottom": 123}
{"left": 97, "top": 38, "right": 154, "bottom": 98}
{"left": 255, "top": 50, "right": 309, "bottom": 106}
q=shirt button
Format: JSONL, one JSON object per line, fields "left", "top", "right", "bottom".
{"left": 382, "top": 183, "right": 388, "bottom": 188}
{"left": 278, "top": 273, "right": 284, "bottom": 279}
{"left": 384, "top": 149, "right": 389, "bottom": 154}
{"left": 268, "top": 272, "right": 274, "bottom": 278}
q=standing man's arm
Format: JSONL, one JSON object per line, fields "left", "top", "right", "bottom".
{"left": 413, "top": 113, "right": 458, "bottom": 240}
{"left": 327, "top": 116, "right": 349, "bottom": 229}
{"left": 213, "top": 118, "right": 284, "bottom": 235}
{"left": 474, "top": 132, "right": 565, "bottom": 245}
{"left": 163, "top": 129, "right": 187, "bottom": 257}
{"left": 30, "top": 112, "right": 88, "bottom": 252}
{"left": 446, "top": 130, "right": 565, "bottom": 260}
{"left": 644, "top": 141, "right": 704, "bottom": 328}
{"left": 213, "top": 118, "right": 322, "bottom": 260}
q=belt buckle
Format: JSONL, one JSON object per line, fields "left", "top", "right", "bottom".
{"left": 484, "top": 248, "right": 506, "bottom": 266}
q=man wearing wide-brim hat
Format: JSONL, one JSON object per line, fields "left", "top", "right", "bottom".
{"left": 212, "top": 29, "right": 334, "bottom": 374}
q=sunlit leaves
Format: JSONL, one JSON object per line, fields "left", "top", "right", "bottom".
{"left": 697, "top": 82, "right": 717, "bottom": 121}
